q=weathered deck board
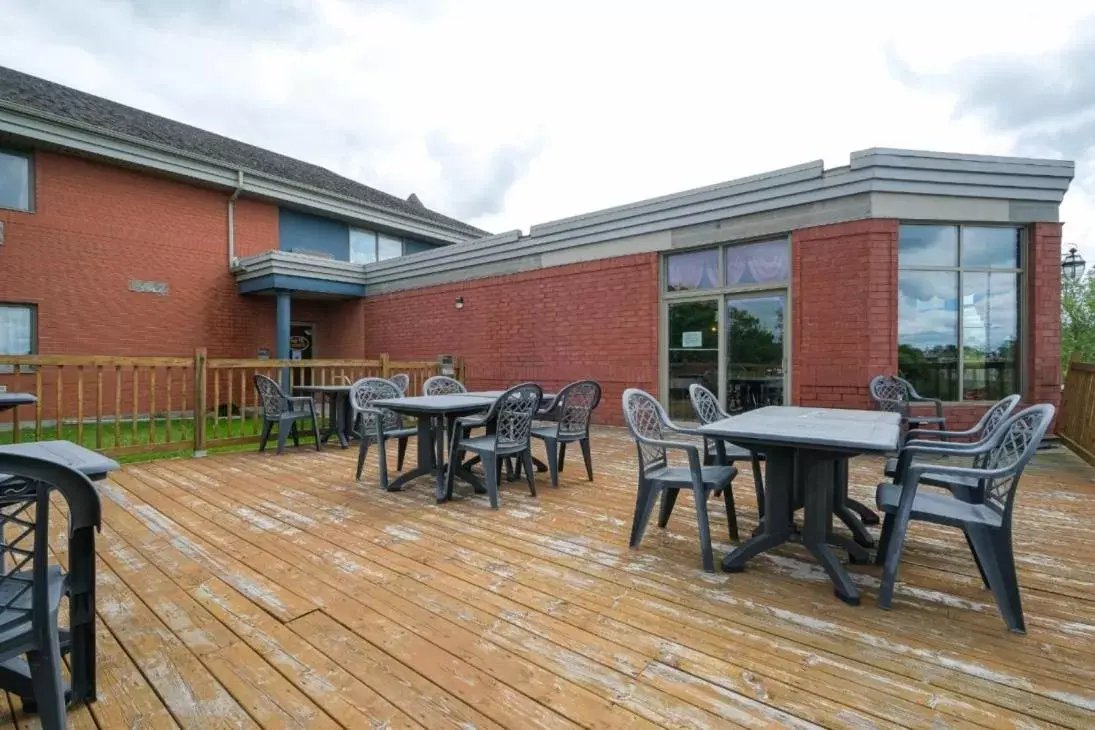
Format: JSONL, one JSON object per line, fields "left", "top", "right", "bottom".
{"left": 30, "top": 425, "right": 1095, "bottom": 728}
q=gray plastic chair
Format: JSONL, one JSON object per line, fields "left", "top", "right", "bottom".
{"left": 389, "top": 373, "right": 410, "bottom": 395}
{"left": 423, "top": 375, "right": 466, "bottom": 396}
{"left": 869, "top": 374, "right": 947, "bottom": 436}
{"left": 446, "top": 383, "right": 542, "bottom": 509}
{"left": 688, "top": 384, "right": 767, "bottom": 518}
{"left": 349, "top": 378, "right": 416, "bottom": 489}
{"left": 253, "top": 374, "right": 321, "bottom": 454}
{"left": 622, "top": 388, "right": 738, "bottom": 572}
{"left": 874, "top": 404, "right": 1054, "bottom": 633}
{"left": 0, "top": 453, "right": 103, "bottom": 727}
{"left": 526, "top": 380, "right": 601, "bottom": 486}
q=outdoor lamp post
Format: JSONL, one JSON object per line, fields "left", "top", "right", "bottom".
{"left": 1062, "top": 246, "right": 1086, "bottom": 282}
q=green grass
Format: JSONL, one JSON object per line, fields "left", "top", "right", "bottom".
{"left": 0, "top": 415, "right": 320, "bottom": 463}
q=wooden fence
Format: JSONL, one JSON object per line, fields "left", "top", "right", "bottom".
{"left": 0, "top": 351, "right": 464, "bottom": 458}
{"left": 1059, "top": 356, "right": 1095, "bottom": 466}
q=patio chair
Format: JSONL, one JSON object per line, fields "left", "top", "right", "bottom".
{"left": 389, "top": 373, "right": 410, "bottom": 395}
{"left": 423, "top": 375, "right": 466, "bottom": 396}
{"left": 349, "top": 378, "right": 415, "bottom": 489}
{"left": 869, "top": 374, "right": 947, "bottom": 437}
{"left": 253, "top": 374, "right": 321, "bottom": 455}
{"left": 874, "top": 404, "right": 1054, "bottom": 633}
{"left": 688, "top": 384, "right": 766, "bottom": 518}
{"left": 524, "top": 380, "right": 602, "bottom": 486}
{"left": 446, "top": 383, "right": 542, "bottom": 509}
{"left": 0, "top": 453, "right": 103, "bottom": 728}
{"left": 622, "top": 388, "right": 738, "bottom": 572}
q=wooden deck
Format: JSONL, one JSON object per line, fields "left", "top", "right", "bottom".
{"left": 11, "top": 427, "right": 1095, "bottom": 729}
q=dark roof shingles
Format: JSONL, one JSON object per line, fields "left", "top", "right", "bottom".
{"left": 0, "top": 66, "right": 488, "bottom": 239}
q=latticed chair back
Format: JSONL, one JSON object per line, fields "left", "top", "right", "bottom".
{"left": 970, "top": 394, "right": 1021, "bottom": 465}
{"left": 423, "top": 375, "right": 466, "bottom": 396}
{"left": 622, "top": 388, "right": 670, "bottom": 475}
{"left": 389, "top": 373, "right": 410, "bottom": 394}
{"left": 349, "top": 378, "right": 404, "bottom": 435}
{"left": 494, "top": 383, "right": 543, "bottom": 449}
{"left": 253, "top": 374, "right": 289, "bottom": 418}
{"left": 868, "top": 374, "right": 912, "bottom": 415}
{"left": 978, "top": 404, "right": 1054, "bottom": 519}
{"left": 554, "top": 380, "right": 601, "bottom": 438}
{"left": 688, "top": 383, "right": 728, "bottom": 425}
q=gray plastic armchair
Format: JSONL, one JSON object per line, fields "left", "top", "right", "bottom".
{"left": 253, "top": 374, "right": 321, "bottom": 454}
{"left": 688, "top": 384, "right": 766, "bottom": 518}
{"left": 622, "top": 388, "right": 738, "bottom": 572}
{"left": 349, "top": 378, "right": 416, "bottom": 489}
{"left": 389, "top": 373, "right": 410, "bottom": 395}
{"left": 526, "top": 380, "right": 601, "bottom": 486}
{"left": 423, "top": 375, "right": 466, "bottom": 396}
{"left": 869, "top": 374, "right": 947, "bottom": 436}
{"left": 874, "top": 404, "right": 1054, "bottom": 633}
{"left": 446, "top": 383, "right": 542, "bottom": 508}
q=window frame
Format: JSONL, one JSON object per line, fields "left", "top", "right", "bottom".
{"left": 0, "top": 146, "right": 34, "bottom": 213}
{"left": 349, "top": 227, "right": 406, "bottom": 264}
{"left": 663, "top": 236, "right": 791, "bottom": 299}
{"left": 897, "top": 223, "right": 1026, "bottom": 403}
{"left": 0, "top": 302, "right": 38, "bottom": 374}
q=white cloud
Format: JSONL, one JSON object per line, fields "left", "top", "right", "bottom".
{"left": 1, "top": 0, "right": 1091, "bottom": 262}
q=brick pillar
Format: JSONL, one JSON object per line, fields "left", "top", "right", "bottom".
{"left": 1028, "top": 222, "right": 1063, "bottom": 412}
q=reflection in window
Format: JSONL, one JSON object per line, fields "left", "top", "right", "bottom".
{"left": 378, "top": 234, "right": 404, "bottom": 261}
{"left": 725, "top": 239, "right": 788, "bottom": 286}
{"left": 666, "top": 249, "right": 718, "bottom": 291}
{"left": 0, "top": 304, "right": 36, "bottom": 374}
{"left": 349, "top": 229, "right": 378, "bottom": 264}
{"left": 667, "top": 300, "right": 718, "bottom": 420}
{"left": 897, "top": 225, "right": 1022, "bottom": 401}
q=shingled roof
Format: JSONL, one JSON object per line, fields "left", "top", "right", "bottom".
{"left": 0, "top": 65, "right": 489, "bottom": 239}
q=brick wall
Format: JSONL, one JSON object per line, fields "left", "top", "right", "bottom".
{"left": 361, "top": 254, "right": 660, "bottom": 424}
{"left": 791, "top": 219, "right": 899, "bottom": 409}
{"left": 1028, "top": 222, "right": 1063, "bottom": 415}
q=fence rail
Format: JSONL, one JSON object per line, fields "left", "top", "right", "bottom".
{"left": 0, "top": 351, "right": 463, "bottom": 458}
{"left": 1059, "top": 356, "right": 1095, "bottom": 466}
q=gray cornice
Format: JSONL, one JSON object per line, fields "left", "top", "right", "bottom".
{"left": 234, "top": 250, "right": 367, "bottom": 286}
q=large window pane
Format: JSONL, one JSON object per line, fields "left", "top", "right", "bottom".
{"left": 349, "top": 228, "right": 377, "bottom": 264}
{"left": 898, "top": 225, "right": 958, "bottom": 267}
{"left": 378, "top": 234, "right": 403, "bottom": 261}
{"left": 0, "top": 150, "right": 30, "bottom": 211}
{"left": 0, "top": 304, "right": 35, "bottom": 374}
{"left": 726, "top": 296, "right": 784, "bottom": 412}
{"left": 898, "top": 270, "right": 959, "bottom": 401}
{"left": 666, "top": 249, "right": 718, "bottom": 291}
{"left": 962, "top": 272, "right": 1020, "bottom": 401}
{"left": 725, "top": 239, "right": 788, "bottom": 286}
{"left": 962, "top": 227, "right": 1020, "bottom": 269}
{"left": 668, "top": 300, "right": 718, "bottom": 420}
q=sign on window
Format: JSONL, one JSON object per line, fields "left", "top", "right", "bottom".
{"left": 682, "top": 331, "right": 703, "bottom": 348}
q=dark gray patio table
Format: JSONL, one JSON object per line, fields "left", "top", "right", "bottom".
{"left": 293, "top": 384, "right": 353, "bottom": 448}
{"left": 0, "top": 392, "right": 36, "bottom": 414}
{"left": 698, "top": 406, "right": 901, "bottom": 605}
{"left": 371, "top": 395, "right": 496, "bottom": 501}
{"left": 0, "top": 439, "right": 118, "bottom": 710}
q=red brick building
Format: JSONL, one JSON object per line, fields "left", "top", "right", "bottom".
{"left": 0, "top": 67, "right": 1076, "bottom": 426}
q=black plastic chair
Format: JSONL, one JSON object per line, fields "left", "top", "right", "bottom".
{"left": 525, "top": 380, "right": 601, "bottom": 486}
{"left": 253, "top": 374, "right": 321, "bottom": 455}
{"left": 688, "top": 384, "right": 767, "bottom": 518}
{"left": 874, "top": 404, "right": 1054, "bottom": 633}
{"left": 0, "top": 453, "right": 103, "bottom": 728}
{"left": 446, "top": 383, "right": 542, "bottom": 509}
{"left": 869, "top": 374, "right": 947, "bottom": 437}
{"left": 423, "top": 375, "right": 466, "bottom": 396}
{"left": 622, "top": 388, "right": 738, "bottom": 572}
{"left": 389, "top": 373, "right": 410, "bottom": 395}
{"left": 349, "top": 378, "right": 416, "bottom": 489}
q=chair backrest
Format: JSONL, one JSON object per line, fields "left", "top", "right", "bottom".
{"left": 253, "top": 374, "right": 288, "bottom": 418}
{"left": 688, "top": 383, "right": 728, "bottom": 425}
{"left": 554, "top": 380, "right": 602, "bottom": 437}
{"left": 0, "top": 454, "right": 101, "bottom": 658}
{"left": 423, "top": 375, "right": 466, "bottom": 396}
{"left": 868, "top": 374, "right": 913, "bottom": 414}
{"left": 349, "top": 377, "right": 403, "bottom": 433}
{"left": 974, "top": 394, "right": 1022, "bottom": 446}
{"left": 389, "top": 373, "right": 410, "bottom": 394}
{"left": 494, "top": 383, "right": 543, "bottom": 449}
{"left": 622, "top": 388, "right": 670, "bottom": 474}
{"left": 979, "top": 404, "right": 1054, "bottom": 518}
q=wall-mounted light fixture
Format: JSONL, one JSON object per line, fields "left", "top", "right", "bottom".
{"left": 454, "top": 296, "right": 464, "bottom": 310}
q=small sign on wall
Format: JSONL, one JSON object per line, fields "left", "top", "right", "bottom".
{"left": 682, "top": 331, "right": 703, "bottom": 348}
{"left": 129, "top": 280, "right": 169, "bottom": 296}
{"left": 257, "top": 348, "right": 270, "bottom": 360}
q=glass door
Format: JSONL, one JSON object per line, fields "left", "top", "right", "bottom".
{"left": 725, "top": 294, "right": 786, "bottom": 413}
{"left": 667, "top": 300, "right": 719, "bottom": 420}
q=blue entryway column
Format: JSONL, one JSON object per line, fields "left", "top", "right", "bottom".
{"left": 275, "top": 290, "right": 291, "bottom": 389}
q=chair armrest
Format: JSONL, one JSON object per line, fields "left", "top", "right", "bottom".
{"left": 904, "top": 425, "right": 979, "bottom": 443}
{"left": 909, "top": 395, "right": 945, "bottom": 419}
{"left": 903, "top": 439, "right": 993, "bottom": 455}
{"left": 455, "top": 413, "right": 490, "bottom": 429}
{"left": 288, "top": 396, "right": 315, "bottom": 410}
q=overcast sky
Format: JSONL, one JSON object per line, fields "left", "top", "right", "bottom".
{"left": 2, "top": 0, "right": 1093, "bottom": 262}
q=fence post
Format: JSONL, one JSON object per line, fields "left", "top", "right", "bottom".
{"left": 193, "top": 348, "right": 208, "bottom": 457}
{"left": 380, "top": 352, "right": 391, "bottom": 378}
{"left": 457, "top": 356, "right": 466, "bottom": 383}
